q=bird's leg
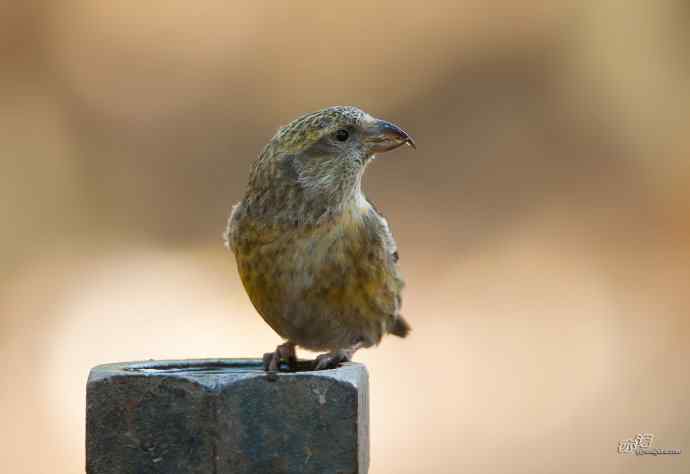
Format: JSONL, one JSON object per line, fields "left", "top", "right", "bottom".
{"left": 262, "top": 341, "right": 297, "bottom": 372}
{"left": 313, "top": 342, "right": 363, "bottom": 371}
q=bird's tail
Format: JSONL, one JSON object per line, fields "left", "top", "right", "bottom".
{"left": 389, "top": 316, "right": 411, "bottom": 338}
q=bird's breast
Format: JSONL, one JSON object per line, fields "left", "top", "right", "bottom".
{"left": 234, "top": 204, "right": 397, "bottom": 344}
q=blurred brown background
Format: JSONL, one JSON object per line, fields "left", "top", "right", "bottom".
{"left": 2, "top": 1, "right": 689, "bottom": 473}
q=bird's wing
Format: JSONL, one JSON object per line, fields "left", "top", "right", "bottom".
{"left": 366, "top": 199, "right": 400, "bottom": 266}
{"left": 363, "top": 202, "right": 405, "bottom": 319}
{"left": 368, "top": 208, "right": 411, "bottom": 337}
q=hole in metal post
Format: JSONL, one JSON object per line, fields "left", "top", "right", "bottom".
{"left": 124, "top": 359, "right": 315, "bottom": 374}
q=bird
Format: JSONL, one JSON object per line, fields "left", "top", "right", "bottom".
{"left": 224, "top": 106, "right": 414, "bottom": 371}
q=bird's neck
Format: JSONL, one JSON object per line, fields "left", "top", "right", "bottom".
{"left": 297, "top": 180, "right": 369, "bottom": 225}
{"left": 244, "top": 153, "right": 370, "bottom": 225}
{"left": 250, "top": 182, "right": 368, "bottom": 228}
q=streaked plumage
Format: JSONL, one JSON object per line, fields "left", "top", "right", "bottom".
{"left": 225, "top": 106, "right": 414, "bottom": 370}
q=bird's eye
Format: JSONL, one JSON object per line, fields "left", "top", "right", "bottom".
{"left": 335, "top": 129, "right": 349, "bottom": 142}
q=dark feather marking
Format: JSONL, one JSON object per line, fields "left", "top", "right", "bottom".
{"left": 279, "top": 155, "right": 299, "bottom": 180}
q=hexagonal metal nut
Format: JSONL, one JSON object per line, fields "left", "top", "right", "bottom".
{"left": 86, "top": 359, "right": 369, "bottom": 474}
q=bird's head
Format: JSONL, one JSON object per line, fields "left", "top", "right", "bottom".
{"left": 251, "top": 106, "right": 414, "bottom": 212}
{"left": 272, "top": 105, "right": 415, "bottom": 158}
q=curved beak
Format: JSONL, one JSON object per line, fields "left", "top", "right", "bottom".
{"left": 364, "top": 119, "right": 416, "bottom": 153}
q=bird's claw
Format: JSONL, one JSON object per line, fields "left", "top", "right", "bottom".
{"left": 262, "top": 351, "right": 280, "bottom": 372}
{"left": 262, "top": 342, "right": 297, "bottom": 372}
{"left": 313, "top": 351, "right": 350, "bottom": 371}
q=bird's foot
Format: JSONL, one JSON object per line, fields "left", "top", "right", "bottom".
{"left": 313, "top": 351, "right": 350, "bottom": 370}
{"left": 313, "top": 343, "right": 362, "bottom": 371}
{"left": 262, "top": 341, "right": 297, "bottom": 372}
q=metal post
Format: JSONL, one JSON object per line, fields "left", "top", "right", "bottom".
{"left": 86, "top": 359, "right": 369, "bottom": 473}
